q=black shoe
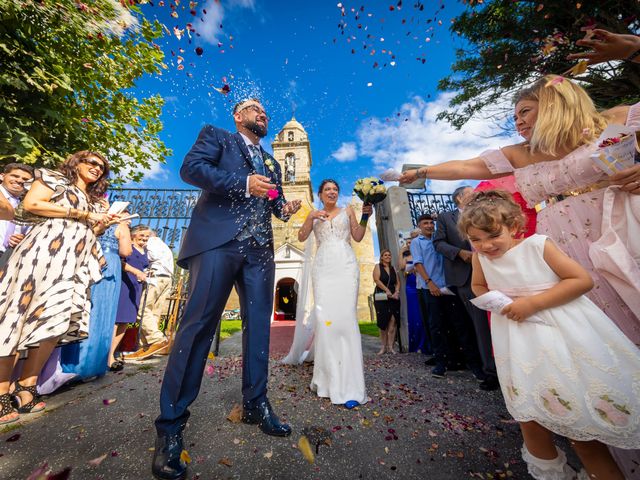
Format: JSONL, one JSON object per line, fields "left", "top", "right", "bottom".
{"left": 479, "top": 376, "right": 500, "bottom": 391}
{"left": 242, "top": 399, "right": 292, "bottom": 437}
{"left": 471, "top": 367, "right": 487, "bottom": 382}
{"left": 424, "top": 357, "right": 437, "bottom": 366}
{"left": 152, "top": 433, "right": 187, "bottom": 480}
{"left": 431, "top": 365, "right": 446, "bottom": 378}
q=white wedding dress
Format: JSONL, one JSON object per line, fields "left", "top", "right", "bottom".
{"left": 282, "top": 209, "right": 368, "bottom": 405}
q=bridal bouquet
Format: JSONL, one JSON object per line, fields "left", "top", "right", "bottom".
{"left": 353, "top": 177, "right": 387, "bottom": 226}
{"left": 590, "top": 125, "right": 638, "bottom": 175}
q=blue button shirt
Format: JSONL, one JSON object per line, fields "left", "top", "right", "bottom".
{"left": 410, "top": 234, "right": 446, "bottom": 290}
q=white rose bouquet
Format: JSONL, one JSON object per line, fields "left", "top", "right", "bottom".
{"left": 353, "top": 177, "right": 387, "bottom": 226}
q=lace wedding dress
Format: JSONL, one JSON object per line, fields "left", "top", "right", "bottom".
{"left": 282, "top": 209, "right": 367, "bottom": 405}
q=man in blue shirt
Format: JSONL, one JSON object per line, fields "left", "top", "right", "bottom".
{"left": 411, "top": 213, "right": 484, "bottom": 379}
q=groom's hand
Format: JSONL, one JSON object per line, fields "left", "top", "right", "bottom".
{"left": 248, "top": 174, "right": 275, "bottom": 198}
{"left": 283, "top": 199, "right": 302, "bottom": 216}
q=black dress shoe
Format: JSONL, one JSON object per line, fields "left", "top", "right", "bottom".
{"left": 479, "top": 376, "right": 500, "bottom": 391}
{"left": 424, "top": 357, "right": 437, "bottom": 366}
{"left": 242, "top": 399, "right": 292, "bottom": 437}
{"left": 152, "top": 433, "right": 187, "bottom": 480}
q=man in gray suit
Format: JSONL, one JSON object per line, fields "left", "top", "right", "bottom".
{"left": 432, "top": 186, "right": 499, "bottom": 391}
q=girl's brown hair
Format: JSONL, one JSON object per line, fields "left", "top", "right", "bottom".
{"left": 457, "top": 190, "right": 525, "bottom": 238}
{"left": 59, "top": 150, "right": 110, "bottom": 202}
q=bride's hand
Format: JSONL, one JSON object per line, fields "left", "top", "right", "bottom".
{"left": 310, "top": 209, "right": 328, "bottom": 221}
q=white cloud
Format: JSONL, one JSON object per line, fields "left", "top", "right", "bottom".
{"left": 331, "top": 142, "right": 358, "bottom": 162}
{"left": 355, "top": 93, "right": 521, "bottom": 193}
{"left": 197, "top": 0, "right": 225, "bottom": 44}
{"left": 197, "top": 0, "right": 255, "bottom": 44}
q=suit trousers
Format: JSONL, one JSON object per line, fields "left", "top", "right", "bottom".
{"left": 453, "top": 284, "right": 496, "bottom": 377}
{"left": 155, "top": 237, "right": 275, "bottom": 437}
{"left": 417, "top": 290, "right": 481, "bottom": 370}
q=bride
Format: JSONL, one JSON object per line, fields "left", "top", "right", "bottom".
{"left": 282, "top": 179, "right": 372, "bottom": 405}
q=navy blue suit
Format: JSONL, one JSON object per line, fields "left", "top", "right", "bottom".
{"left": 155, "top": 125, "right": 289, "bottom": 437}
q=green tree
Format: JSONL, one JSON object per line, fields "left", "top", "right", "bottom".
{"left": 439, "top": 0, "right": 640, "bottom": 129}
{"left": 0, "top": 0, "right": 170, "bottom": 181}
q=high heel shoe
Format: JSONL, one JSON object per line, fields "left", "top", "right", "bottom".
{"left": 0, "top": 393, "right": 19, "bottom": 425}
{"left": 13, "top": 382, "right": 46, "bottom": 414}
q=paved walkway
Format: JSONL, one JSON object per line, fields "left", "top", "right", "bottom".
{"left": 0, "top": 325, "right": 579, "bottom": 479}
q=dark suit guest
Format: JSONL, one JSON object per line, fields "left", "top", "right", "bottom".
{"left": 152, "top": 99, "right": 301, "bottom": 480}
{"left": 432, "top": 186, "right": 499, "bottom": 391}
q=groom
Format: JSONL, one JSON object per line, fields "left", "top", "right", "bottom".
{"left": 152, "top": 99, "right": 301, "bottom": 480}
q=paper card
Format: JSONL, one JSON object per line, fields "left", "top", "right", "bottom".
{"left": 108, "top": 201, "right": 129, "bottom": 215}
{"left": 118, "top": 213, "right": 139, "bottom": 222}
{"left": 470, "top": 290, "right": 512, "bottom": 313}
{"left": 379, "top": 168, "right": 402, "bottom": 182}
{"left": 590, "top": 124, "right": 638, "bottom": 175}
{"left": 439, "top": 286, "right": 456, "bottom": 296}
{"left": 470, "top": 290, "right": 550, "bottom": 325}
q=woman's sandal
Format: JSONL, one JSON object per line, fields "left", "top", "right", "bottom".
{"left": 109, "top": 360, "right": 124, "bottom": 372}
{"left": 0, "top": 393, "right": 19, "bottom": 424}
{"left": 13, "top": 382, "right": 46, "bottom": 414}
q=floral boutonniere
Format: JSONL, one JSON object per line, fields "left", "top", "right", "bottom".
{"left": 264, "top": 158, "right": 275, "bottom": 173}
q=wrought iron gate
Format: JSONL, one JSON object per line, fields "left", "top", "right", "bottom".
{"left": 407, "top": 192, "right": 456, "bottom": 226}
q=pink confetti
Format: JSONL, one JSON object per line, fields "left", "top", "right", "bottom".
{"left": 267, "top": 189, "right": 279, "bottom": 200}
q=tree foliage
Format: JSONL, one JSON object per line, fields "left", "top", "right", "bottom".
{"left": 439, "top": 0, "right": 640, "bottom": 129}
{"left": 0, "top": 0, "right": 170, "bottom": 182}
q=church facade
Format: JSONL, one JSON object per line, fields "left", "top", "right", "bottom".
{"left": 225, "top": 117, "right": 377, "bottom": 322}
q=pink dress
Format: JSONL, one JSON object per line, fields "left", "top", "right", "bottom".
{"left": 480, "top": 103, "right": 640, "bottom": 346}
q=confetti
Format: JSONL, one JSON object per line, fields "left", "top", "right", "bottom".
{"left": 180, "top": 450, "right": 191, "bottom": 464}
{"left": 87, "top": 454, "right": 108, "bottom": 467}
{"left": 102, "top": 398, "right": 116, "bottom": 405}
{"left": 298, "top": 436, "right": 315, "bottom": 464}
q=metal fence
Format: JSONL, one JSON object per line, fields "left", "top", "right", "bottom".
{"left": 107, "top": 188, "right": 201, "bottom": 251}
{"left": 407, "top": 192, "right": 456, "bottom": 226}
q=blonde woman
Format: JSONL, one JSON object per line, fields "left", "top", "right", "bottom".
{"left": 401, "top": 75, "right": 640, "bottom": 345}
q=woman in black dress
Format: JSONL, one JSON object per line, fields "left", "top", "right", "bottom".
{"left": 373, "top": 249, "right": 400, "bottom": 354}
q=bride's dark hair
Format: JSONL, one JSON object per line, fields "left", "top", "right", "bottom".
{"left": 318, "top": 179, "right": 339, "bottom": 195}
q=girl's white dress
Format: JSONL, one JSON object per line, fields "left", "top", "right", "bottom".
{"left": 478, "top": 234, "right": 640, "bottom": 448}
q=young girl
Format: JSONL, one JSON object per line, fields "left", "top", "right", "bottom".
{"left": 458, "top": 190, "right": 640, "bottom": 480}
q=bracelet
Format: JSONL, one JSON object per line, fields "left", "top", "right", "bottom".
{"left": 65, "top": 207, "right": 71, "bottom": 218}
{"left": 626, "top": 47, "right": 640, "bottom": 62}
{"left": 426, "top": 278, "right": 432, "bottom": 284}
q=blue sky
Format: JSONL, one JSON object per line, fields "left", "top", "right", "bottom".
{"left": 130, "top": 1, "right": 519, "bottom": 199}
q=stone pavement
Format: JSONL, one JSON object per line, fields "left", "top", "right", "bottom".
{"left": 0, "top": 327, "right": 579, "bottom": 480}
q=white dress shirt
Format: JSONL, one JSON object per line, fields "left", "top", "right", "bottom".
{"left": 0, "top": 185, "right": 28, "bottom": 252}
{"left": 146, "top": 236, "right": 175, "bottom": 286}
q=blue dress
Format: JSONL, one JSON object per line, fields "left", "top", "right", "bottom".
{"left": 116, "top": 246, "right": 148, "bottom": 324}
{"left": 405, "top": 269, "right": 427, "bottom": 353}
{"left": 60, "top": 225, "right": 121, "bottom": 379}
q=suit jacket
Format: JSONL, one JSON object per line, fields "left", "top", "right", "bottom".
{"left": 177, "top": 125, "right": 288, "bottom": 268}
{"left": 432, "top": 209, "right": 472, "bottom": 287}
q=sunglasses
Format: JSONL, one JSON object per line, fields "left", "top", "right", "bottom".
{"left": 82, "top": 158, "right": 105, "bottom": 172}
{"left": 241, "top": 104, "right": 271, "bottom": 121}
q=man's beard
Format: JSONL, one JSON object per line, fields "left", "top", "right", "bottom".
{"left": 244, "top": 120, "right": 267, "bottom": 138}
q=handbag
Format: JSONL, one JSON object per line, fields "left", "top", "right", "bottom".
{"left": 374, "top": 266, "right": 394, "bottom": 301}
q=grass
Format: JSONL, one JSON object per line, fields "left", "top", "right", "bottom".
{"left": 219, "top": 320, "right": 242, "bottom": 340}
{"left": 219, "top": 320, "right": 379, "bottom": 339}
{"left": 359, "top": 321, "right": 379, "bottom": 337}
